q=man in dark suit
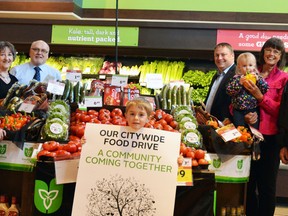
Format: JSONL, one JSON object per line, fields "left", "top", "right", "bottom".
{"left": 205, "top": 42, "right": 236, "bottom": 121}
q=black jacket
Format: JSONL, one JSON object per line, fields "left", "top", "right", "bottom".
{"left": 205, "top": 64, "right": 236, "bottom": 121}
{"left": 278, "top": 81, "right": 288, "bottom": 148}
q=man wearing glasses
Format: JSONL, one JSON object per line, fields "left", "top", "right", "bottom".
{"left": 10, "top": 40, "right": 62, "bottom": 85}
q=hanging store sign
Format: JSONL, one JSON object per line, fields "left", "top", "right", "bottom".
{"left": 217, "top": 30, "right": 288, "bottom": 51}
{"left": 51, "top": 25, "right": 139, "bottom": 46}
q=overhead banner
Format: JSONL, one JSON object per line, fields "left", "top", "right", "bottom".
{"left": 72, "top": 123, "right": 181, "bottom": 216}
{"left": 51, "top": 25, "right": 139, "bottom": 46}
{"left": 217, "top": 29, "right": 288, "bottom": 51}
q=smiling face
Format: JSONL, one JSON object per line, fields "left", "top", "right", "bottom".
{"left": 125, "top": 105, "right": 149, "bottom": 130}
{"left": 237, "top": 53, "right": 257, "bottom": 75}
{"left": 263, "top": 47, "right": 281, "bottom": 67}
{"left": 214, "top": 45, "right": 235, "bottom": 72}
{"left": 29, "top": 40, "right": 49, "bottom": 66}
{"left": 0, "top": 47, "right": 14, "bottom": 72}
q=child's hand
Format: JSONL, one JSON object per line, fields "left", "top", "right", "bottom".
{"left": 239, "top": 76, "right": 246, "bottom": 85}
{"left": 0, "top": 129, "right": 6, "bottom": 141}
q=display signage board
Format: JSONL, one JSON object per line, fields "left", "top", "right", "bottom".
{"left": 206, "top": 153, "right": 251, "bottom": 183}
{"left": 75, "top": 0, "right": 287, "bottom": 13}
{"left": 51, "top": 25, "right": 139, "bottom": 46}
{"left": 217, "top": 30, "right": 288, "bottom": 51}
{"left": 0, "top": 141, "right": 40, "bottom": 172}
{"left": 72, "top": 123, "right": 181, "bottom": 216}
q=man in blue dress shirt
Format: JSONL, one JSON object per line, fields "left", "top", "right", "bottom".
{"left": 10, "top": 40, "right": 62, "bottom": 85}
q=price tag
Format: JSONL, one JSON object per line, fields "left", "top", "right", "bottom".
{"left": 47, "top": 81, "right": 65, "bottom": 95}
{"left": 249, "top": 125, "right": 264, "bottom": 141}
{"left": 66, "top": 72, "right": 82, "bottom": 82}
{"left": 216, "top": 123, "right": 242, "bottom": 142}
{"left": 84, "top": 96, "right": 102, "bottom": 107}
{"left": 99, "top": 75, "right": 106, "bottom": 80}
{"left": 177, "top": 158, "right": 193, "bottom": 186}
{"left": 55, "top": 158, "right": 79, "bottom": 184}
{"left": 17, "top": 103, "right": 35, "bottom": 113}
{"left": 145, "top": 74, "right": 163, "bottom": 89}
{"left": 111, "top": 75, "right": 128, "bottom": 87}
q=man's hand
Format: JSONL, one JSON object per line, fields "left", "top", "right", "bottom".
{"left": 280, "top": 147, "right": 288, "bottom": 164}
{"left": 244, "top": 112, "right": 258, "bottom": 125}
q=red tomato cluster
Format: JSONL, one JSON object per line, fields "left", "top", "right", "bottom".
{"left": 144, "top": 109, "right": 179, "bottom": 132}
{"left": 37, "top": 136, "right": 82, "bottom": 160}
{"left": 179, "top": 142, "right": 209, "bottom": 167}
{"left": 70, "top": 108, "right": 127, "bottom": 138}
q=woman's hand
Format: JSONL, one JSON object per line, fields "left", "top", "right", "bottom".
{"left": 244, "top": 112, "right": 258, "bottom": 125}
{"left": 243, "top": 80, "right": 264, "bottom": 102}
{"left": 280, "top": 147, "right": 288, "bottom": 164}
{"left": 0, "top": 129, "right": 6, "bottom": 141}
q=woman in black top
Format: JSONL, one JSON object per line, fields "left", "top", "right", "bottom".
{"left": 0, "top": 41, "right": 18, "bottom": 99}
{"left": 0, "top": 41, "right": 18, "bottom": 140}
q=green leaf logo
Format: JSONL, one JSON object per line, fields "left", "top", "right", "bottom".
{"left": 213, "top": 158, "right": 221, "bottom": 168}
{"left": 0, "top": 145, "right": 6, "bottom": 155}
{"left": 237, "top": 159, "right": 243, "bottom": 170}
{"left": 34, "top": 178, "right": 63, "bottom": 214}
{"left": 24, "top": 147, "right": 33, "bottom": 157}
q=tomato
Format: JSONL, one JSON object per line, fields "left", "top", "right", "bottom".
{"left": 46, "top": 152, "right": 57, "bottom": 158}
{"left": 99, "top": 112, "right": 111, "bottom": 121}
{"left": 87, "top": 109, "right": 98, "bottom": 117}
{"left": 75, "top": 108, "right": 87, "bottom": 114}
{"left": 99, "top": 108, "right": 110, "bottom": 115}
{"left": 111, "top": 117, "right": 124, "bottom": 125}
{"left": 154, "top": 110, "right": 163, "bottom": 120}
{"left": 192, "top": 159, "right": 199, "bottom": 167}
{"left": 71, "top": 151, "right": 81, "bottom": 157}
{"left": 164, "top": 114, "right": 174, "bottom": 124}
{"left": 194, "top": 149, "right": 205, "bottom": 160}
{"left": 153, "top": 123, "right": 163, "bottom": 130}
{"left": 55, "top": 150, "right": 71, "bottom": 158}
{"left": 76, "top": 125, "right": 85, "bottom": 138}
{"left": 111, "top": 108, "right": 123, "bottom": 118}
{"left": 169, "top": 120, "right": 178, "bottom": 129}
{"left": 42, "top": 141, "right": 60, "bottom": 152}
{"left": 158, "top": 119, "right": 168, "bottom": 127}
{"left": 186, "top": 151, "right": 195, "bottom": 159}
{"left": 198, "top": 158, "right": 209, "bottom": 165}
{"left": 69, "top": 135, "right": 81, "bottom": 143}
{"left": 63, "top": 143, "right": 78, "bottom": 153}
{"left": 144, "top": 123, "right": 154, "bottom": 128}
{"left": 37, "top": 150, "right": 50, "bottom": 160}
{"left": 80, "top": 114, "right": 91, "bottom": 122}
{"left": 179, "top": 143, "right": 187, "bottom": 155}
{"left": 89, "top": 118, "right": 101, "bottom": 124}
{"left": 163, "top": 124, "right": 173, "bottom": 131}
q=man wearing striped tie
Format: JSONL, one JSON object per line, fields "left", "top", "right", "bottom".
{"left": 10, "top": 40, "right": 62, "bottom": 85}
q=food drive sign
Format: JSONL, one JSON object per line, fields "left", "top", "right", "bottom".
{"left": 72, "top": 123, "right": 181, "bottom": 216}
{"left": 51, "top": 25, "right": 139, "bottom": 46}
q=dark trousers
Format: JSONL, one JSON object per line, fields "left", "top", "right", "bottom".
{"left": 246, "top": 135, "right": 280, "bottom": 216}
{"left": 233, "top": 108, "right": 259, "bottom": 129}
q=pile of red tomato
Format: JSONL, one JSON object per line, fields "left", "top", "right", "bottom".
{"left": 37, "top": 135, "right": 82, "bottom": 160}
{"left": 69, "top": 108, "right": 179, "bottom": 139}
{"left": 179, "top": 142, "right": 209, "bottom": 168}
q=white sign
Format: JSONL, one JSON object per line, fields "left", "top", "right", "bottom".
{"left": 66, "top": 72, "right": 82, "bottom": 82}
{"left": 206, "top": 153, "right": 251, "bottom": 183}
{"left": 72, "top": 124, "right": 181, "bottom": 216}
{"left": 47, "top": 81, "right": 65, "bottom": 95}
{"left": 145, "top": 74, "right": 163, "bottom": 89}
{"left": 111, "top": 75, "right": 128, "bottom": 86}
{"left": 17, "top": 103, "right": 35, "bottom": 113}
{"left": 84, "top": 96, "right": 102, "bottom": 107}
{"left": 55, "top": 158, "right": 79, "bottom": 184}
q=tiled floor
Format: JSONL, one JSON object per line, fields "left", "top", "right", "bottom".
{"left": 275, "top": 204, "right": 288, "bottom": 216}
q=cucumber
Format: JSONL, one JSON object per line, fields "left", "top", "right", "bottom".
{"left": 167, "top": 86, "right": 172, "bottom": 110}
{"left": 74, "top": 81, "right": 81, "bottom": 104}
{"left": 180, "top": 85, "right": 186, "bottom": 105}
{"left": 187, "top": 87, "right": 194, "bottom": 106}
{"left": 62, "top": 79, "right": 71, "bottom": 101}
{"left": 68, "top": 81, "right": 74, "bottom": 103}
{"left": 79, "top": 82, "right": 88, "bottom": 104}
{"left": 161, "top": 84, "right": 168, "bottom": 109}
{"left": 176, "top": 87, "right": 182, "bottom": 105}
{"left": 171, "top": 85, "right": 178, "bottom": 107}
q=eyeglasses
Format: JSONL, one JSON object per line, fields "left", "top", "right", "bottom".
{"left": 264, "top": 48, "right": 281, "bottom": 56}
{"left": 31, "top": 48, "right": 48, "bottom": 54}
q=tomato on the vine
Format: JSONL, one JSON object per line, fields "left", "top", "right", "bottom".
{"left": 111, "top": 108, "right": 123, "bottom": 118}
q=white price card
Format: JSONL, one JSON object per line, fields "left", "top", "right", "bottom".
{"left": 145, "top": 73, "right": 163, "bottom": 89}
{"left": 66, "top": 72, "right": 82, "bottom": 82}
{"left": 111, "top": 75, "right": 128, "bottom": 86}
{"left": 17, "top": 103, "right": 35, "bottom": 113}
{"left": 47, "top": 81, "right": 65, "bottom": 95}
{"left": 84, "top": 96, "right": 102, "bottom": 107}
{"left": 216, "top": 123, "right": 242, "bottom": 142}
{"left": 55, "top": 158, "right": 80, "bottom": 184}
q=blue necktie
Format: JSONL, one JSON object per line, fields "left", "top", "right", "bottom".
{"left": 33, "top": 66, "right": 41, "bottom": 81}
